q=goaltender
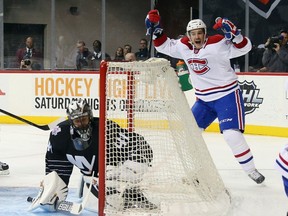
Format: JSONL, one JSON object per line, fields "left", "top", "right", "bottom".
{"left": 28, "top": 98, "right": 156, "bottom": 213}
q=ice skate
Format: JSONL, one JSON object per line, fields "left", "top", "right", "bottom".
{"left": 248, "top": 169, "right": 265, "bottom": 184}
{"left": 0, "top": 161, "right": 9, "bottom": 175}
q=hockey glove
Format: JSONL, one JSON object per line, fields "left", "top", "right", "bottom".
{"left": 145, "top": 9, "right": 162, "bottom": 37}
{"left": 213, "top": 17, "right": 243, "bottom": 43}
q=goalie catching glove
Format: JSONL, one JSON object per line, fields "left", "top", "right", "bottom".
{"left": 145, "top": 9, "right": 164, "bottom": 40}
{"left": 28, "top": 171, "right": 68, "bottom": 212}
{"left": 213, "top": 17, "right": 243, "bottom": 44}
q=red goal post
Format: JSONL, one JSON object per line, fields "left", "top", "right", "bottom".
{"left": 98, "top": 58, "right": 230, "bottom": 216}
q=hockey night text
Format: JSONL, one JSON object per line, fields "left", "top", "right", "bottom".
{"left": 33, "top": 77, "right": 172, "bottom": 110}
{"left": 34, "top": 77, "right": 169, "bottom": 98}
{"left": 35, "top": 77, "right": 93, "bottom": 97}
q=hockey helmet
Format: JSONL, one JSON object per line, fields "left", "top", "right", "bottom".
{"left": 186, "top": 19, "right": 207, "bottom": 34}
{"left": 67, "top": 98, "right": 93, "bottom": 120}
{"left": 66, "top": 99, "right": 93, "bottom": 150}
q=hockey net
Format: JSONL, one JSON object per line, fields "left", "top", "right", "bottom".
{"left": 98, "top": 58, "right": 230, "bottom": 216}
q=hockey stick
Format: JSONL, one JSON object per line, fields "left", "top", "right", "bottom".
{"left": 27, "top": 196, "right": 85, "bottom": 214}
{"left": 0, "top": 108, "right": 65, "bottom": 131}
{"left": 148, "top": 23, "right": 154, "bottom": 58}
{"left": 148, "top": 0, "right": 157, "bottom": 57}
{"left": 70, "top": 173, "right": 94, "bottom": 215}
{"left": 148, "top": 0, "right": 160, "bottom": 58}
{"left": 27, "top": 197, "right": 80, "bottom": 213}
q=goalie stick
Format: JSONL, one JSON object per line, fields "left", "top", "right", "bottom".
{"left": 27, "top": 174, "right": 93, "bottom": 215}
{"left": 148, "top": 0, "right": 158, "bottom": 57}
{"left": 0, "top": 108, "right": 65, "bottom": 131}
{"left": 27, "top": 197, "right": 82, "bottom": 214}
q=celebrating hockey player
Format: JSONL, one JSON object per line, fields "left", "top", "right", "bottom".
{"left": 275, "top": 144, "right": 288, "bottom": 197}
{"left": 145, "top": 10, "right": 265, "bottom": 184}
{"left": 28, "top": 98, "right": 156, "bottom": 213}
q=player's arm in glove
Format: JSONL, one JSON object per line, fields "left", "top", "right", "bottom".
{"left": 213, "top": 17, "right": 245, "bottom": 45}
{"left": 145, "top": 9, "right": 165, "bottom": 41}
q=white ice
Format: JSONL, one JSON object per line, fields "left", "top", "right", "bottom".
{"left": 0, "top": 124, "right": 287, "bottom": 216}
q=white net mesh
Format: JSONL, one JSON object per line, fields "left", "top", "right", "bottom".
{"left": 102, "top": 58, "right": 230, "bottom": 216}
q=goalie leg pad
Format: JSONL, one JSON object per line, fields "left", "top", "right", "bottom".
{"left": 106, "top": 160, "right": 149, "bottom": 184}
{"left": 28, "top": 171, "right": 68, "bottom": 212}
{"left": 119, "top": 160, "right": 149, "bottom": 184}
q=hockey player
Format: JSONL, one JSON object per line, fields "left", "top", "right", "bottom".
{"left": 275, "top": 144, "right": 288, "bottom": 197}
{"left": 145, "top": 10, "right": 265, "bottom": 184}
{"left": 0, "top": 161, "right": 9, "bottom": 175}
{"left": 28, "top": 98, "right": 156, "bottom": 213}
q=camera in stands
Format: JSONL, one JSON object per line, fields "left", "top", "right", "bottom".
{"left": 266, "top": 35, "right": 284, "bottom": 49}
{"left": 22, "top": 53, "right": 32, "bottom": 66}
{"left": 23, "top": 59, "right": 31, "bottom": 66}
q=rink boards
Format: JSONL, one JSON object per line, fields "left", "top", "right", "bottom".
{"left": 0, "top": 70, "right": 287, "bottom": 137}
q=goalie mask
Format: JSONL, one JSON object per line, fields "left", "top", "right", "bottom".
{"left": 67, "top": 99, "right": 93, "bottom": 151}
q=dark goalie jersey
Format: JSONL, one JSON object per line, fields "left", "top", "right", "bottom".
{"left": 45, "top": 117, "right": 153, "bottom": 185}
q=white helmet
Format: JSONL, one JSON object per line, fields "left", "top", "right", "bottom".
{"left": 186, "top": 19, "right": 207, "bottom": 34}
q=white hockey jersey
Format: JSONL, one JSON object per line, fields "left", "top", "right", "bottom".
{"left": 275, "top": 144, "right": 288, "bottom": 179}
{"left": 154, "top": 34, "right": 252, "bottom": 101}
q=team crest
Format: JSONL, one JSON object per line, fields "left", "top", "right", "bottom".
{"left": 238, "top": 80, "right": 263, "bottom": 115}
{"left": 187, "top": 58, "right": 210, "bottom": 75}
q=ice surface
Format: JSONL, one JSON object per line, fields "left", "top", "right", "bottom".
{"left": 0, "top": 124, "right": 287, "bottom": 216}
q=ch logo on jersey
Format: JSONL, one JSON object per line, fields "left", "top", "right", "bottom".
{"left": 66, "top": 154, "right": 95, "bottom": 175}
{"left": 187, "top": 58, "right": 210, "bottom": 75}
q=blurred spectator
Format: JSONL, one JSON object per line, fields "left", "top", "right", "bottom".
{"left": 16, "top": 36, "right": 43, "bottom": 70}
{"left": 125, "top": 52, "right": 136, "bottom": 62}
{"left": 230, "top": 56, "right": 245, "bottom": 72}
{"left": 123, "top": 44, "right": 132, "bottom": 56}
{"left": 114, "top": 47, "right": 125, "bottom": 61}
{"left": 248, "top": 44, "right": 265, "bottom": 72}
{"left": 135, "top": 38, "right": 149, "bottom": 60}
{"left": 75, "top": 40, "right": 92, "bottom": 70}
{"left": 89, "top": 40, "right": 111, "bottom": 69}
{"left": 261, "top": 30, "right": 288, "bottom": 72}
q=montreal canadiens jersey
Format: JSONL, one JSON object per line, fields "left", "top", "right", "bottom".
{"left": 275, "top": 144, "right": 288, "bottom": 179}
{"left": 45, "top": 118, "right": 153, "bottom": 185}
{"left": 154, "top": 34, "right": 252, "bottom": 101}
